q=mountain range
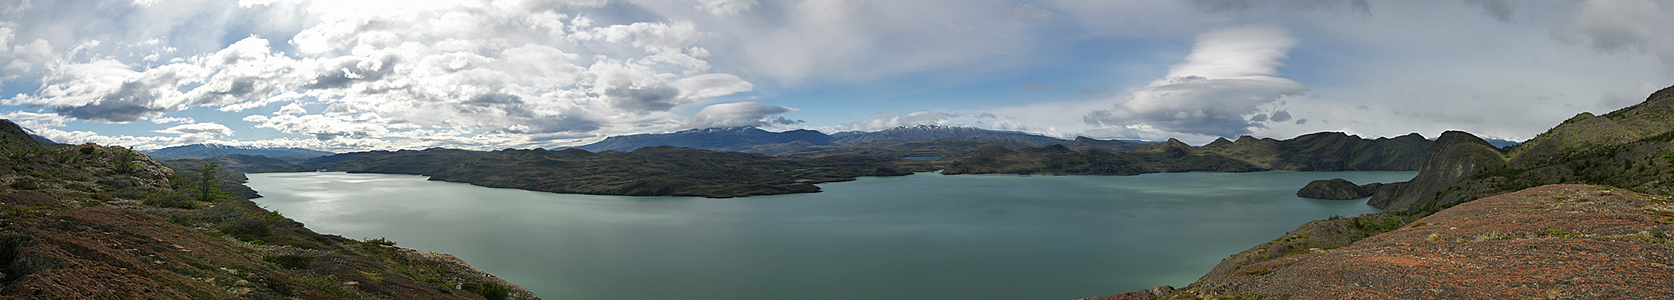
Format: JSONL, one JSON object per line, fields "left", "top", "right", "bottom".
{"left": 941, "top": 132, "right": 1433, "bottom": 175}
{"left": 571, "top": 124, "right": 1155, "bottom": 158}
{"left": 143, "top": 144, "right": 336, "bottom": 162}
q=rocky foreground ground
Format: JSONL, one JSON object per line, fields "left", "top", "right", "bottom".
{"left": 1092, "top": 184, "right": 1674, "bottom": 299}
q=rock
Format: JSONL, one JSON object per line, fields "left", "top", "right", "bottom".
{"left": 1296, "top": 178, "right": 1373, "bottom": 200}
{"left": 1080, "top": 285, "right": 1175, "bottom": 300}
{"left": 1366, "top": 131, "right": 1506, "bottom": 211}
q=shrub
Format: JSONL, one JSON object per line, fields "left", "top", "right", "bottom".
{"left": 265, "top": 255, "right": 313, "bottom": 269}
{"left": 219, "top": 216, "right": 272, "bottom": 239}
{"left": 467, "top": 281, "right": 510, "bottom": 300}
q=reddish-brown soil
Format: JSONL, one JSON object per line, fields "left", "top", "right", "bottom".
{"left": 1123, "top": 184, "right": 1674, "bottom": 299}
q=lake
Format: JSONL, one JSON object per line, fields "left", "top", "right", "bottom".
{"left": 246, "top": 171, "right": 1415, "bottom": 300}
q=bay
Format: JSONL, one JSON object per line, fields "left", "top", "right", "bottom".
{"left": 246, "top": 171, "right": 1415, "bottom": 300}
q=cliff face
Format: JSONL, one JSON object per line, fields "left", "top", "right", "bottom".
{"left": 1366, "top": 131, "right": 1507, "bottom": 211}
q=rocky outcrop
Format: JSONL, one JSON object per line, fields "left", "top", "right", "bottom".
{"left": 1366, "top": 131, "right": 1506, "bottom": 211}
{"left": 1296, "top": 178, "right": 1374, "bottom": 200}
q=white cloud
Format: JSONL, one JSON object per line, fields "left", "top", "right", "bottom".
{"left": 697, "top": 0, "right": 758, "bottom": 16}
{"left": 681, "top": 102, "right": 795, "bottom": 129}
{"left": 839, "top": 110, "right": 964, "bottom": 132}
{"left": 1085, "top": 25, "right": 1308, "bottom": 138}
{"left": 1551, "top": 0, "right": 1674, "bottom": 74}
{"left": 0, "top": 0, "right": 754, "bottom": 150}
{"left": 155, "top": 122, "right": 234, "bottom": 142}
{"left": 149, "top": 117, "right": 196, "bottom": 124}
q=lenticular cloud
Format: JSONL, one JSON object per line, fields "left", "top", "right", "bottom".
{"left": 1085, "top": 25, "right": 1308, "bottom": 138}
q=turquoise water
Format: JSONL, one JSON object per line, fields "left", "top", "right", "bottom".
{"left": 246, "top": 171, "right": 1415, "bottom": 300}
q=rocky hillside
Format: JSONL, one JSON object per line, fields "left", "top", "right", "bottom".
{"left": 1370, "top": 84, "right": 1674, "bottom": 212}
{"left": 0, "top": 120, "right": 539, "bottom": 299}
{"left": 1094, "top": 184, "right": 1673, "bottom": 299}
{"left": 941, "top": 132, "right": 1430, "bottom": 175}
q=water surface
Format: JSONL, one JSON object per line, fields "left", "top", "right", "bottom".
{"left": 247, "top": 171, "right": 1414, "bottom": 300}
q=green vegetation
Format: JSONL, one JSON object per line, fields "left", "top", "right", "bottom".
{"left": 466, "top": 281, "right": 512, "bottom": 300}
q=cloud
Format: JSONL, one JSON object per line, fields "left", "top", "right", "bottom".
{"left": 1085, "top": 25, "right": 1307, "bottom": 138}
{"left": 681, "top": 102, "right": 796, "bottom": 129}
{"left": 840, "top": 110, "right": 964, "bottom": 131}
{"left": 1007, "top": 3, "right": 1054, "bottom": 20}
{"left": 1463, "top": 0, "right": 1516, "bottom": 22}
{"left": 697, "top": 0, "right": 758, "bottom": 16}
{"left": 155, "top": 122, "right": 234, "bottom": 142}
{"left": 149, "top": 117, "right": 196, "bottom": 124}
{"left": 1270, "top": 110, "right": 1292, "bottom": 122}
{"left": 1022, "top": 82, "right": 1052, "bottom": 92}
{"left": 0, "top": 0, "right": 755, "bottom": 150}
{"left": 1551, "top": 0, "right": 1674, "bottom": 74}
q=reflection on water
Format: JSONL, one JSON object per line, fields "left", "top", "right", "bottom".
{"left": 248, "top": 171, "right": 1415, "bottom": 300}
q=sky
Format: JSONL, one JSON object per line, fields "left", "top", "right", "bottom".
{"left": 1, "top": 0, "right": 1672, "bottom": 152}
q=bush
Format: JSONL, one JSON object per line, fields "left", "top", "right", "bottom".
{"left": 265, "top": 255, "right": 313, "bottom": 269}
{"left": 219, "top": 216, "right": 272, "bottom": 239}
{"left": 467, "top": 281, "right": 510, "bottom": 300}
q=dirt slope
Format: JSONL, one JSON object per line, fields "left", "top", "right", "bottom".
{"left": 1112, "top": 184, "right": 1674, "bottom": 299}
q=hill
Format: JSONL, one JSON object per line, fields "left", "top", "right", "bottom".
{"left": 941, "top": 132, "right": 1431, "bottom": 175}
{"left": 1369, "top": 84, "right": 1674, "bottom": 212}
{"left": 144, "top": 144, "right": 335, "bottom": 162}
{"left": 301, "top": 146, "right": 936, "bottom": 198}
{"left": 0, "top": 120, "right": 540, "bottom": 299}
